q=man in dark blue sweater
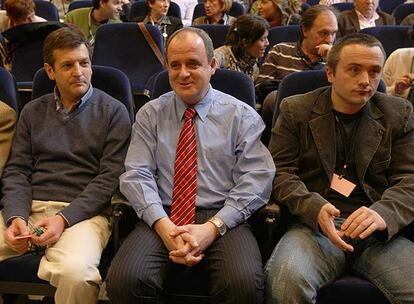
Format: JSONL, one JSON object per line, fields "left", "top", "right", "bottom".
{"left": 0, "top": 27, "right": 131, "bottom": 304}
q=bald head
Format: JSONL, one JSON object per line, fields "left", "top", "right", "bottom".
{"left": 166, "top": 27, "right": 214, "bottom": 64}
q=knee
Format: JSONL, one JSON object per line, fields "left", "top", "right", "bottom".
{"left": 214, "top": 267, "right": 265, "bottom": 304}
{"left": 106, "top": 262, "right": 160, "bottom": 302}
{"left": 57, "top": 258, "right": 100, "bottom": 287}
{"left": 265, "top": 260, "right": 315, "bottom": 304}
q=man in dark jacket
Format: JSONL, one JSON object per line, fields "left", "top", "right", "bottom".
{"left": 266, "top": 33, "right": 414, "bottom": 304}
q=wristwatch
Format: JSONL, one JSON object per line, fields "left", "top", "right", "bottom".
{"left": 208, "top": 217, "right": 227, "bottom": 237}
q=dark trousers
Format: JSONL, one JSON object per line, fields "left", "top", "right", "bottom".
{"left": 106, "top": 209, "right": 265, "bottom": 304}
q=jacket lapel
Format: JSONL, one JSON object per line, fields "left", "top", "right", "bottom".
{"left": 350, "top": 10, "right": 361, "bottom": 31}
{"left": 354, "top": 100, "right": 385, "bottom": 183}
{"left": 309, "top": 89, "right": 336, "bottom": 180}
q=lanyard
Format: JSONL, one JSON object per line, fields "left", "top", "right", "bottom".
{"left": 335, "top": 114, "right": 361, "bottom": 179}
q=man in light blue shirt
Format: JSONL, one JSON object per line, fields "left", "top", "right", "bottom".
{"left": 106, "top": 27, "right": 275, "bottom": 303}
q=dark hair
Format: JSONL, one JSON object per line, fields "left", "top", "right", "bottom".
{"left": 166, "top": 27, "right": 214, "bottom": 63}
{"left": 327, "top": 33, "right": 386, "bottom": 73}
{"left": 4, "top": 0, "right": 35, "bottom": 22}
{"left": 227, "top": 15, "right": 269, "bottom": 59}
{"left": 43, "top": 27, "right": 92, "bottom": 68}
{"left": 409, "top": 24, "right": 414, "bottom": 40}
{"left": 93, "top": 0, "right": 109, "bottom": 9}
{"left": 147, "top": 0, "right": 170, "bottom": 4}
{"left": 300, "top": 4, "right": 338, "bottom": 39}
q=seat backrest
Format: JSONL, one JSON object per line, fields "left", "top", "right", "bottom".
{"left": 31, "top": 65, "right": 134, "bottom": 123}
{"left": 301, "top": 3, "right": 310, "bottom": 13}
{"left": 192, "top": 24, "right": 229, "bottom": 49}
{"left": 266, "top": 25, "right": 301, "bottom": 55}
{"left": 359, "top": 25, "right": 413, "bottom": 58}
{"left": 379, "top": 0, "right": 405, "bottom": 14}
{"left": 8, "top": 22, "right": 65, "bottom": 82}
{"left": 129, "top": 1, "right": 181, "bottom": 20}
{"left": 393, "top": 3, "right": 414, "bottom": 24}
{"left": 92, "top": 23, "right": 164, "bottom": 94}
{"left": 192, "top": 2, "right": 244, "bottom": 20}
{"left": 271, "top": 70, "right": 387, "bottom": 127}
{"left": 332, "top": 2, "right": 354, "bottom": 12}
{"left": 34, "top": 0, "right": 59, "bottom": 21}
{"left": 67, "top": 0, "right": 93, "bottom": 12}
{"left": 306, "top": 0, "right": 319, "bottom": 6}
{"left": 0, "top": 67, "right": 19, "bottom": 114}
{"left": 151, "top": 68, "right": 256, "bottom": 109}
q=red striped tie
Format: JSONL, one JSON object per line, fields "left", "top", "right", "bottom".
{"left": 170, "top": 107, "right": 197, "bottom": 226}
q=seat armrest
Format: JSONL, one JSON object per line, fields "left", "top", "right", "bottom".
{"left": 110, "top": 192, "right": 138, "bottom": 252}
{"left": 248, "top": 201, "right": 283, "bottom": 263}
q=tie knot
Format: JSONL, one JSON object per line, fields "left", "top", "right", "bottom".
{"left": 184, "top": 108, "right": 197, "bottom": 120}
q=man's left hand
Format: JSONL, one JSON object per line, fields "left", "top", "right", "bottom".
{"left": 339, "top": 206, "right": 386, "bottom": 239}
{"left": 30, "top": 215, "right": 67, "bottom": 246}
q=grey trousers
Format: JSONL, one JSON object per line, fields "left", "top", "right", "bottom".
{"left": 106, "top": 209, "right": 265, "bottom": 304}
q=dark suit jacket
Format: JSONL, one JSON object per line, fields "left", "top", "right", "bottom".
{"left": 269, "top": 87, "right": 414, "bottom": 240}
{"left": 338, "top": 9, "right": 395, "bottom": 37}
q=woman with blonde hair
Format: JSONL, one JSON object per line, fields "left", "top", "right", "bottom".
{"left": 257, "top": 0, "right": 301, "bottom": 27}
{"left": 192, "top": 0, "right": 236, "bottom": 25}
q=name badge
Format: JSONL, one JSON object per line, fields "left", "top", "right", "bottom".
{"left": 330, "top": 173, "right": 356, "bottom": 197}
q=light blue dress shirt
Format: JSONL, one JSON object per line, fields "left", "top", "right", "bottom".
{"left": 119, "top": 86, "right": 275, "bottom": 229}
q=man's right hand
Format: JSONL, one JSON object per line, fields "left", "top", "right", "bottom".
{"left": 153, "top": 217, "right": 202, "bottom": 266}
{"left": 395, "top": 73, "right": 414, "bottom": 95}
{"left": 317, "top": 203, "right": 353, "bottom": 252}
{"left": 4, "top": 218, "right": 31, "bottom": 254}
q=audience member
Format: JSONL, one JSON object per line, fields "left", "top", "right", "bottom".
{"left": 383, "top": 48, "right": 414, "bottom": 100}
{"left": 337, "top": 0, "right": 394, "bottom": 37}
{"left": 0, "top": 0, "right": 46, "bottom": 32}
{"left": 257, "top": 0, "right": 302, "bottom": 27}
{"left": 174, "top": 0, "right": 198, "bottom": 26}
{"left": 133, "top": 0, "right": 183, "bottom": 46}
{"left": 0, "top": 27, "right": 131, "bottom": 304}
{"left": 106, "top": 27, "right": 275, "bottom": 303}
{"left": 214, "top": 14, "right": 269, "bottom": 80}
{"left": 267, "top": 32, "right": 414, "bottom": 304}
{"left": 256, "top": 4, "right": 338, "bottom": 144}
{"left": 192, "top": 0, "right": 235, "bottom": 25}
{"left": 0, "top": 0, "right": 63, "bottom": 71}
{"left": 0, "top": 100, "right": 16, "bottom": 177}
{"left": 64, "top": 0, "right": 123, "bottom": 46}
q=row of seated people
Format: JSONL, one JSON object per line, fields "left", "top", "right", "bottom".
{"left": 0, "top": 0, "right": 411, "bottom": 88}
{"left": 1, "top": 2, "right": 413, "bottom": 153}
{"left": 1, "top": 22, "right": 414, "bottom": 304}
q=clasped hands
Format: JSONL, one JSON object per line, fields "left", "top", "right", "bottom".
{"left": 317, "top": 204, "right": 387, "bottom": 252}
{"left": 154, "top": 217, "right": 217, "bottom": 267}
{"left": 4, "top": 215, "right": 67, "bottom": 254}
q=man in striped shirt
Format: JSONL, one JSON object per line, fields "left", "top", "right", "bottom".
{"left": 256, "top": 4, "right": 338, "bottom": 144}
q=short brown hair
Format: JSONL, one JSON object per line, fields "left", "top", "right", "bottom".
{"left": 300, "top": 4, "right": 338, "bottom": 39}
{"left": 4, "top": 0, "right": 35, "bottom": 22}
{"left": 327, "top": 33, "right": 385, "bottom": 73}
{"left": 43, "top": 27, "right": 92, "bottom": 68}
{"left": 93, "top": 0, "right": 109, "bottom": 9}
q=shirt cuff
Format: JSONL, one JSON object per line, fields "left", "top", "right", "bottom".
{"left": 214, "top": 205, "right": 244, "bottom": 230}
{"left": 142, "top": 203, "right": 169, "bottom": 228}
{"left": 57, "top": 212, "right": 70, "bottom": 228}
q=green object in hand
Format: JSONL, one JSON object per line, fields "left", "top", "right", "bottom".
{"left": 34, "top": 227, "right": 43, "bottom": 236}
